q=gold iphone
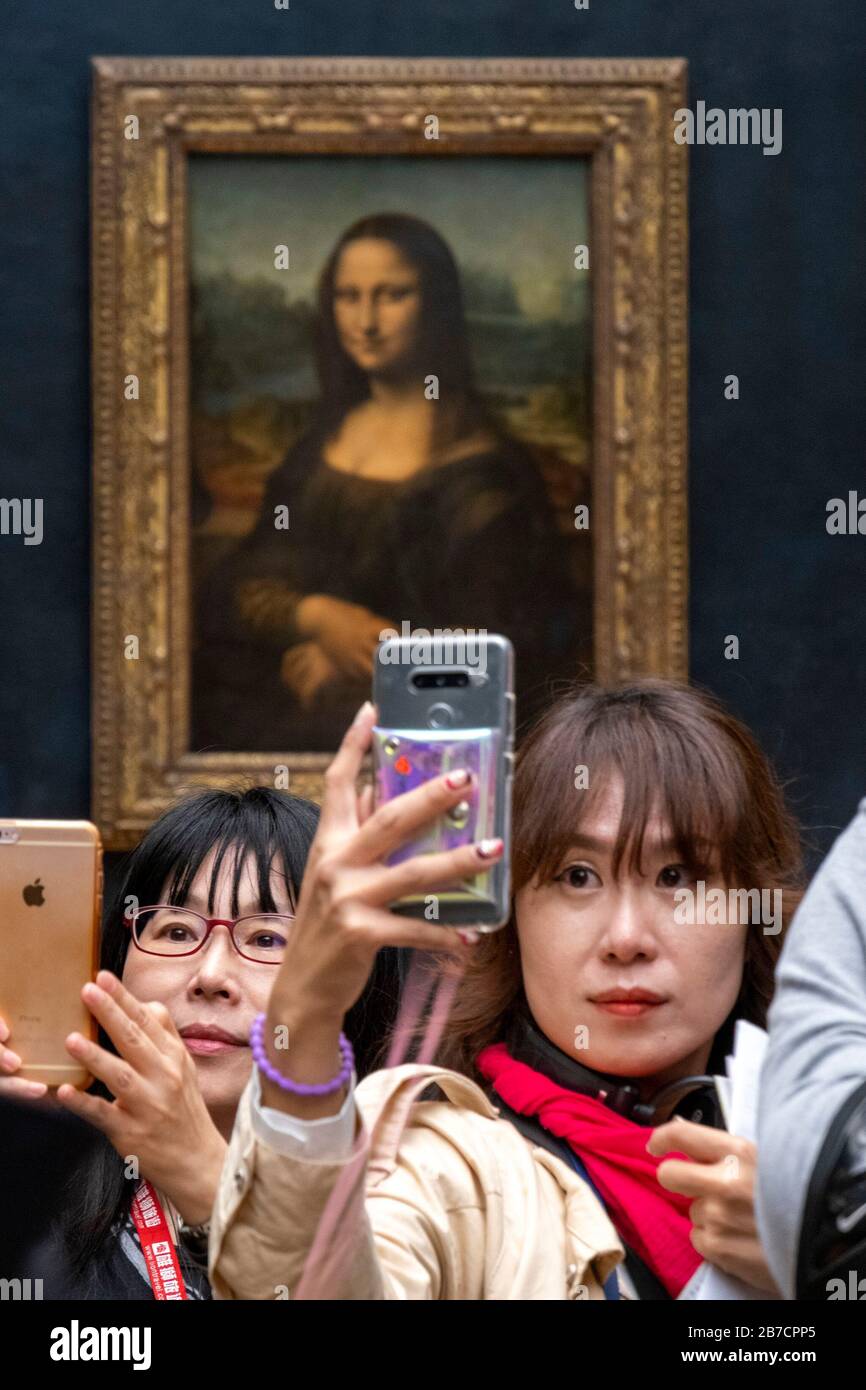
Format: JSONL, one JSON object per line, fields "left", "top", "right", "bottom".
{"left": 0, "top": 819, "right": 102, "bottom": 1088}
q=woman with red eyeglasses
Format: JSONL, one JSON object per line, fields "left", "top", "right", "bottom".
{"left": 0, "top": 786, "right": 342, "bottom": 1298}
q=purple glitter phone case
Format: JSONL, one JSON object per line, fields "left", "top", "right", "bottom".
{"left": 372, "top": 726, "right": 500, "bottom": 909}
{"left": 372, "top": 633, "right": 513, "bottom": 925}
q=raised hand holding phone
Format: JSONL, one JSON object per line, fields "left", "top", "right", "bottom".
{"left": 55, "top": 970, "right": 226, "bottom": 1226}
{"left": 261, "top": 698, "right": 505, "bottom": 1120}
{"left": 1, "top": 971, "right": 226, "bottom": 1223}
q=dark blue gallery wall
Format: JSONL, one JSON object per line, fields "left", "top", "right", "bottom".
{"left": 0, "top": 1, "right": 863, "bottom": 870}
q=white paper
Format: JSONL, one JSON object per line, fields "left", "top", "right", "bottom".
{"left": 725, "top": 1019, "right": 768, "bottom": 1144}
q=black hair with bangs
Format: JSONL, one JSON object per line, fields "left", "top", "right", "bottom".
{"left": 515, "top": 683, "right": 756, "bottom": 892}
{"left": 100, "top": 786, "right": 319, "bottom": 979}
{"left": 58, "top": 785, "right": 322, "bottom": 1288}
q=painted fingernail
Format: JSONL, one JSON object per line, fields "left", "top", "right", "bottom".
{"left": 457, "top": 929, "right": 481, "bottom": 945}
{"left": 476, "top": 838, "right": 503, "bottom": 859}
{"left": 445, "top": 769, "right": 470, "bottom": 788}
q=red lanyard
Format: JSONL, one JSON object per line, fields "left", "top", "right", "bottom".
{"left": 129, "top": 1179, "right": 189, "bottom": 1301}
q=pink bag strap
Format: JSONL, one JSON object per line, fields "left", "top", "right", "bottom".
{"left": 293, "top": 952, "right": 462, "bottom": 1299}
{"left": 367, "top": 953, "right": 462, "bottom": 1179}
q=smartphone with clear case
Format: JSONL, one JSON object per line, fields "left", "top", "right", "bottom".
{"left": 371, "top": 634, "right": 514, "bottom": 929}
{"left": 0, "top": 819, "right": 102, "bottom": 1088}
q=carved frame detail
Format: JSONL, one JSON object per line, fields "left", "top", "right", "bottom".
{"left": 91, "top": 56, "right": 688, "bottom": 847}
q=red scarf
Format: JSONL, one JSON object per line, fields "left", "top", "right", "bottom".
{"left": 476, "top": 1042, "right": 701, "bottom": 1297}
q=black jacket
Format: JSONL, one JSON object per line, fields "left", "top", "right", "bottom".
{"left": 21, "top": 1207, "right": 211, "bottom": 1300}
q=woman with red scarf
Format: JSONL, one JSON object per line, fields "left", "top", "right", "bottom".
{"left": 210, "top": 681, "right": 804, "bottom": 1300}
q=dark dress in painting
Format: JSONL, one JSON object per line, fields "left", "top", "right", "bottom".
{"left": 193, "top": 424, "right": 589, "bottom": 751}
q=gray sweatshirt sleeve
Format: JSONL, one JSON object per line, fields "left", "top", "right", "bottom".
{"left": 756, "top": 798, "right": 866, "bottom": 1298}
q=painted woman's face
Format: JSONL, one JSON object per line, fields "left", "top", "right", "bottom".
{"left": 332, "top": 238, "right": 423, "bottom": 378}
{"left": 514, "top": 777, "right": 748, "bottom": 1093}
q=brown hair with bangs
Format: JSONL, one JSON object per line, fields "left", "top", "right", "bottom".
{"left": 433, "top": 679, "right": 805, "bottom": 1084}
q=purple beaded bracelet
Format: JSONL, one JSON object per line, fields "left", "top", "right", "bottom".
{"left": 250, "top": 1011, "right": 354, "bottom": 1096}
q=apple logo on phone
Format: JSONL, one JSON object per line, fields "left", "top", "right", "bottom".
{"left": 23, "top": 878, "right": 45, "bottom": 907}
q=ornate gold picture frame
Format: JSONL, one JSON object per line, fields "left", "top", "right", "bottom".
{"left": 91, "top": 57, "right": 688, "bottom": 848}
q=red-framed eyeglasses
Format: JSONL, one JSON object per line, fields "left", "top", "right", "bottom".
{"left": 123, "top": 904, "right": 295, "bottom": 965}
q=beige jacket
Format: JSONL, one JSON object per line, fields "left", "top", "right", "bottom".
{"left": 209, "top": 1062, "right": 624, "bottom": 1300}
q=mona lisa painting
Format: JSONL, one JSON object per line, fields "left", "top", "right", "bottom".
{"left": 91, "top": 58, "right": 687, "bottom": 846}
{"left": 190, "top": 164, "right": 594, "bottom": 751}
